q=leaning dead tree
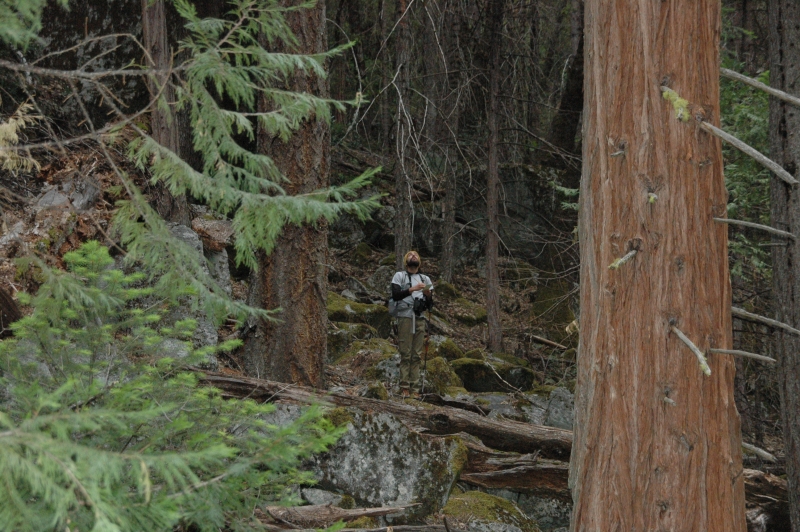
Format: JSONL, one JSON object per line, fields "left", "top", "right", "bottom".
{"left": 572, "top": 0, "right": 745, "bottom": 529}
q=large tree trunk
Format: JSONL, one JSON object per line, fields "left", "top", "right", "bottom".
{"left": 571, "top": 1, "right": 745, "bottom": 530}
{"left": 485, "top": 0, "right": 504, "bottom": 353}
{"left": 393, "top": 0, "right": 414, "bottom": 269}
{"left": 241, "top": 1, "right": 330, "bottom": 388}
{"left": 768, "top": 1, "right": 800, "bottom": 528}
{"left": 141, "top": 0, "right": 190, "bottom": 224}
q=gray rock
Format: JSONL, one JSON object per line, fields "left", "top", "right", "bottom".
{"left": 206, "top": 249, "right": 232, "bottom": 296}
{"left": 67, "top": 178, "right": 101, "bottom": 211}
{"left": 485, "top": 489, "right": 571, "bottom": 531}
{"left": 367, "top": 265, "right": 396, "bottom": 293}
{"left": 544, "top": 388, "right": 574, "bottom": 430}
{"left": 36, "top": 187, "right": 69, "bottom": 209}
{"left": 468, "top": 523, "right": 524, "bottom": 532}
{"left": 374, "top": 353, "right": 400, "bottom": 382}
{"left": 313, "top": 409, "right": 466, "bottom": 521}
{"left": 301, "top": 488, "right": 344, "bottom": 507}
{"left": 330, "top": 215, "right": 366, "bottom": 249}
{"left": 341, "top": 289, "right": 358, "bottom": 301}
{"left": 261, "top": 403, "right": 304, "bottom": 427}
{"left": 520, "top": 395, "right": 549, "bottom": 426}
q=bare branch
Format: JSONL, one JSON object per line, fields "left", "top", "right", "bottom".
{"left": 731, "top": 307, "right": 800, "bottom": 336}
{"left": 713, "top": 217, "right": 795, "bottom": 240}
{"left": 697, "top": 121, "right": 798, "bottom": 186}
{"left": 671, "top": 326, "right": 711, "bottom": 376}
{"left": 742, "top": 442, "right": 778, "bottom": 463}
{"left": 721, "top": 68, "right": 800, "bottom": 109}
{"left": 708, "top": 348, "right": 776, "bottom": 364}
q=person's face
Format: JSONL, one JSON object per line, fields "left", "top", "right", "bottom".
{"left": 406, "top": 253, "right": 420, "bottom": 271}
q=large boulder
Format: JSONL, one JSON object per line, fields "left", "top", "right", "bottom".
{"left": 429, "top": 335, "right": 464, "bottom": 360}
{"left": 327, "top": 292, "right": 391, "bottom": 338}
{"left": 543, "top": 388, "right": 574, "bottom": 430}
{"left": 442, "top": 491, "right": 541, "bottom": 532}
{"left": 313, "top": 409, "right": 468, "bottom": 522}
{"left": 483, "top": 489, "right": 571, "bottom": 532}
{"left": 335, "top": 338, "right": 398, "bottom": 381}
{"left": 450, "top": 358, "right": 536, "bottom": 393}
{"left": 423, "top": 357, "right": 464, "bottom": 395}
{"left": 452, "top": 298, "right": 488, "bottom": 326}
{"left": 328, "top": 322, "right": 378, "bottom": 360}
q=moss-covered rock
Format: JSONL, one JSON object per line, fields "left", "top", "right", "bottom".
{"left": 423, "top": 357, "right": 463, "bottom": 394}
{"left": 364, "top": 381, "right": 389, "bottom": 400}
{"left": 443, "top": 491, "right": 541, "bottom": 532}
{"left": 327, "top": 292, "right": 391, "bottom": 337}
{"left": 429, "top": 336, "right": 464, "bottom": 360}
{"left": 450, "top": 358, "right": 536, "bottom": 393}
{"left": 464, "top": 348, "right": 487, "bottom": 360}
{"left": 324, "top": 407, "right": 354, "bottom": 428}
{"left": 354, "top": 242, "right": 372, "bottom": 265}
{"left": 328, "top": 322, "right": 379, "bottom": 360}
{"left": 452, "top": 298, "right": 488, "bottom": 326}
{"left": 346, "top": 516, "right": 377, "bottom": 528}
{"left": 313, "top": 410, "right": 468, "bottom": 522}
{"left": 335, "top": 338, "right": 398, "bottom": 381}
{"left": 501, "top": 259, "right": 539, "bottom": 290}
{"left": 435, "top": 281, "right": 461, "bottom": 300}
{"left": 380, "top": 253, "right": 396, "bottom": 266}
{"left": 493, "top": 352, "right": 530, "bottom": 368}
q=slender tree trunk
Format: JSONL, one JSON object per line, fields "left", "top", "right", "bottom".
{"left": 485, "top": 0, "right": 504, "bottom": 353}
{"left": 242, "top": 0, "right": 330, "bottom": 388}
{"left": 571, "top": 1, "right": 745, "bottom": 530}
{"left": 768, "top": 1, "right": 800, "bottom": 528}
{"left": 141, "top": 0, "right": 190, "bottom": 225}
{"left": 439, "top": 0, "right": 462, "bottom": 284}
{"left": 394, "top": 0, "right": 414, "bottom": 269}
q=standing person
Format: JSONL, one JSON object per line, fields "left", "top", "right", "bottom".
{"left": 390, "top": 251, "right": 434, "bottom": 396}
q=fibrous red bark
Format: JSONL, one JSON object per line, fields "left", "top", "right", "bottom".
{"left": 572, "top": 1, "right": 745, "bottom": 529}
{"left": 242, "top": 0, "right": 330, "bottom": 388}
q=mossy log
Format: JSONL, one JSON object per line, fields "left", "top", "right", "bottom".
{"left": 196, "top": 370, "right": 573, "bottom": 460}
{"left": 260, "top": 504, "right": 413, "bottom": 529}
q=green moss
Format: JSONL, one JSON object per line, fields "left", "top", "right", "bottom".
{"left": 364, "top": 381, "right": 389, "bottom": 400}
{"left": 339, "top": 494, "right": 356, "bottom": 509}
{"left": 328, "top": 322, "right": 379, "bottom": 360}
{"left": 324, "top": 407, "right": 354, "bottom": 428}
{"left": 463, "top": 348, "right": 486, "bottom": 360}
{"left": 493, "top": 352, "right": 530, "bottom": 368}
{"left": 445, "top": 386, "right": 468, "bottom": 396}
{"left": 346, "top": 516, "right": 377, "bottom": 528}
{"left": 380, "top": 253, "right": 396, "bottom": 266}
{"left": 431, "top": 337, "right": 464, "bottom": 361}
{"left": 452, "top": 298, "right": 487, "bottom": 326}
{"left": 530, "top": 384, "right": 558, "bottom": 396}
{"left": 327, "top": 292, "right": 391, "bottom": 337}
{"left": 436, "top": 281, "right": 461, "bottom": 300}
{"left": 424, "top": 357, "right": 463, "bottom": 394}
{"left": 354, "top": 242, "right": 372, "bottom": 265}
{"left": 443, "top": 491, "right": 541, "bottom": 532}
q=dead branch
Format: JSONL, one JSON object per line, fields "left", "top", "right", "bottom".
{"left": 721, "top": 68, "right": 800, "bottom": 108}
{"left": 731, "top": 307, "right": 800, "bottom": 336}
{"left": 261, "top": 504, "right": 413, "bottom": 529}
{"left": 713, "top": 217, "right": 795, "bottom": 240}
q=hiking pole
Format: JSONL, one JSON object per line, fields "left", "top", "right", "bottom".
{"left": 420, "top": 309, "right": 430, "bottom": 395}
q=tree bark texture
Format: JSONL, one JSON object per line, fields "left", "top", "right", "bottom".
{"left": 141, "top": 0, "right": 191, "bottom": 225}
{"left": 768, "top": 1, "right": 800, "bottom": 528}
{"left": 242, "top": 0, "right": 330, "bottom": 388}
{"left": 394, "top": 0, "right": 415, "bottom": 270}
{"left": 485, "top": 0, "right": 504, "bottom": 353}
{"left": 571, "top": 1, "right": 745, "bottom": 530}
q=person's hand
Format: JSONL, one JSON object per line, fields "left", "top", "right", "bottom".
{"left": 422, "top": 288, "right": 431, "bottom": 297}
{"left": 410, "top": 282, "right": 426, "bottom": 292}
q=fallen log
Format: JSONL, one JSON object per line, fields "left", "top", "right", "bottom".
{"left": 744, "top": 469, "right": 790, "bottom": 531}
{"left": 459, "top": 438, "right": 570, "bottom": 502}
{"left": 260, "top": 504, "right": 413, "bottom": 529}
{"left": 195, "top": 370, "right": 573, "bottom": 460}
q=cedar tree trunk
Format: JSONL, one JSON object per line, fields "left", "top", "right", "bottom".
{"left": 241, "top": 0, "right": 330, "bottom": 388}
{"left": 570, "top": 1, "right": 745, "bottom": 530}
{"left": 768, "top": 0, "right": 800, "bottom": 528}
